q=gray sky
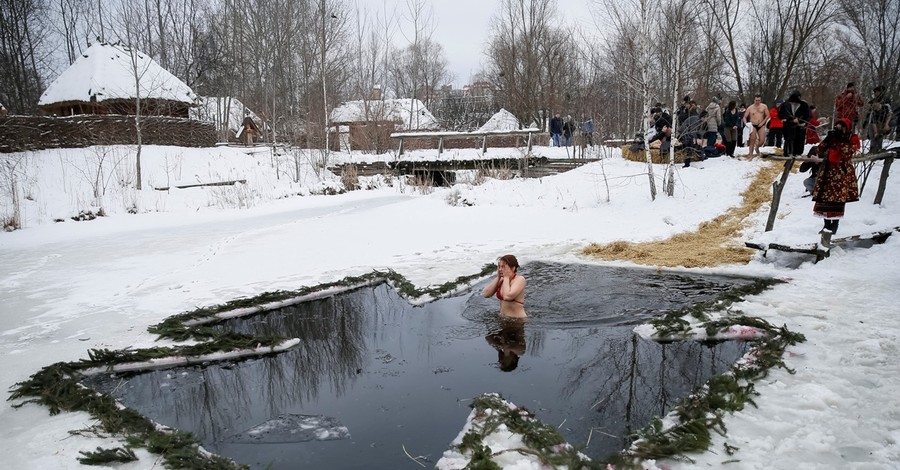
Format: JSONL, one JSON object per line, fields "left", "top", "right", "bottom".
{"left": 377, "top": 0, "right": 596, "bottom": 88}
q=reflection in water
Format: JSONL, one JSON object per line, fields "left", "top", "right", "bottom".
{"left": 485, "top": 318, "right": 527, "bottom": 372}
{"left": 83, "top": 264, "right": 762, "bottom": 469}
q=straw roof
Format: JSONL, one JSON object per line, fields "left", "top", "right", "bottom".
{"left": 330, "top": 99, "right": 439, "bottom": 130}
{"left": 38, "top": 42, "right": 196, "bottom": 108}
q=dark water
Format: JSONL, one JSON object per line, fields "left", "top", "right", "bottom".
{"left": 83, "top": 262, "right": 759, "bottom": 468}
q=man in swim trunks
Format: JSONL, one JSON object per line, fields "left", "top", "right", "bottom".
{"left": 743, "top": 94, "right": 768, "bottom": 156}
{"left": 482, "top": 254, "right": 526, "bottom": 318}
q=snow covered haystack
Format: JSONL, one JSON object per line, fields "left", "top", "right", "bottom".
{"left": 477, "top": 108, "right": 521, "bottom": 132}
{"left": 38, "top": 42, "right": 197, "bottom": 117}
{"left": 436, "top": 393, "right": 591, "bottom": 469}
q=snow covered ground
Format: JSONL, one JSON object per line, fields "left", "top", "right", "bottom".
{"left": 1, "top": 142, "right": 898, "bottom": 469}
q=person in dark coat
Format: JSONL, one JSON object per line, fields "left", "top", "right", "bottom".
{"left": 779, "top": 90, "right": 811, "bottom": 157}
{"left": 549, "top": 113, "right": 563, "bottom": 147}
{"left": 581, "top": 118, "right": 594, "bottom": 147}
{"left": 562, "top": 114, "right": 575, "bottom": 146}
{"left": 863, "top": 85, "right": 892, "bottom": 153}
{"left": 812, "top": 118, "right": 860, "bottom": 246}
{"left": 722, "top": 100, "right": 740, "bottom": 157}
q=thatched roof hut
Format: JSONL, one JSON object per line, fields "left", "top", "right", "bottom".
{"left": 38, "top": 42, "right": 196, "bottom": 117}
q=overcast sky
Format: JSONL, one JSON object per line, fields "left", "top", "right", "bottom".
{"left": 376, "top": 0, "right": 597, "bottom": 88}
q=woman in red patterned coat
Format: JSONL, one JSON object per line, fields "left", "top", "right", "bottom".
{"left": 812, "top": 118, "right": 860, "bottom": 243}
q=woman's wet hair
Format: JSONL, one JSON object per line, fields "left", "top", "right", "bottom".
{"left": 498, "top": 350, "right": 520, "bottom": 372}
{"left": 498, "top": 254, "right": 519, "bottom": 271}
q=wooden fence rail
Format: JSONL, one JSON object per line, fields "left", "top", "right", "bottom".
{"left": 764, "top": 150, "right": 897, "bottom": 232}
{"left": 390, "top": 128, "right": 540, "bottom": 156}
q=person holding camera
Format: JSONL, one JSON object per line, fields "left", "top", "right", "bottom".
{"left": 811, "top": 118, "right": 860, "bottom": 246}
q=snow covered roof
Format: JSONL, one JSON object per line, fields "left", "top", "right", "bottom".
{"left": 330, "top": 99, "right": 439, "bottom": 130}
{"left": 476, "top": 108, "right": 521, "bottom": 132}
{"left": 192, "top": 97, "right": 261, "bottom": 133}
{"left": 38, "top": 42, "right": 197, "bottom": 106}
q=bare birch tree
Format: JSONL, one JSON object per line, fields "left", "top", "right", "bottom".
{"left": 662, "top": 0, "right": 700, "bottom": 196}
{"left": 597, "top": 0, "right": 662, "bottom": 200}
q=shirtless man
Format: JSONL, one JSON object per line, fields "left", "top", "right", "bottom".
{"left": 743, "top": 94, "right": 769, "bottom": 156}
{"left": 482, "top": 254, "right": 526, "bottom": 318}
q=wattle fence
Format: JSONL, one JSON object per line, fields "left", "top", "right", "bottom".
{"left": 0, "top": 115, "right": 217, "bottom": 153}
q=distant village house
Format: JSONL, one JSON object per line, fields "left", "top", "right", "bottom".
{"left": 330, "top": 98, "right": 439, "bottom": 153}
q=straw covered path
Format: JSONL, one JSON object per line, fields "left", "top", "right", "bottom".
{"left": 583, "top": 160, "right": 783, "bottom": 267}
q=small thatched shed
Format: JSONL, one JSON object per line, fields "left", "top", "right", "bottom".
{"left": 38, "top": 42, "right": 196, "bottom": 117}
{"left": 192, "top": 96, "right": 263, "bottom": 141}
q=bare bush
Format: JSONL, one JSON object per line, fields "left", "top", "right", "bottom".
{"left": 69, "top": 145, "right": 128, "bottom": 213}
{"left": 406, "top": 173, "right": 434, "bottom": 194}
{"left": 476, "top": 164, "right": 515, "bottom": 182}
{"left": 208, "top": 182, "right": 255, "bottom": 209}
{"left": 0, "top": 155, "right": 26, "bottom": 230}
{"left": 341, "top": 163, "right": 360, "bottom": 190}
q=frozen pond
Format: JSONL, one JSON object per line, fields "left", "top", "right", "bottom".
{"left": 84, "top": 262, "right": 760, "bottom": 468}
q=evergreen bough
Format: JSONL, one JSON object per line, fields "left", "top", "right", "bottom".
{"left": 7, "top": 266, "right": 496, "bottom": 469}
{"left": 8, "top": 266, "right": 799, "bottom": 469}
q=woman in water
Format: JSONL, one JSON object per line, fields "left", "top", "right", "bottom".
{"left": 482, "top": 254, "right": 526, "bottom": 318}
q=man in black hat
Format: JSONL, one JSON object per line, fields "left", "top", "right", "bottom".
{"left": 778, "top": 90, "right": 811, "bottom": 157}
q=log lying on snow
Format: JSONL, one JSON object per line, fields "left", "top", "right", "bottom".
{"left": 80, "top": 339, "right": 302, "bottom": 375}
{"left": 153, "top": 179, "right": 246, "bottom": 191}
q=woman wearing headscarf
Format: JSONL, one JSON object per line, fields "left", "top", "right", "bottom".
{"left": 811, "top": 118, "right": 860, "bottom": 246}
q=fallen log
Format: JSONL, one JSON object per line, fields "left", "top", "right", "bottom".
{"left": 153, "top": 179, "right": 246, "bottom": 191}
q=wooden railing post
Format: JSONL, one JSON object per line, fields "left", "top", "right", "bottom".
{"left": 766, "top": 158, "right": 795, "bottom": 232}
{"left": 874, "top": 152, "right": 895, "bottom": 205}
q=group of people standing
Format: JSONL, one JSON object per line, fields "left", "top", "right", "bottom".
{"left": 671, "top": 84, "right": 895, "bottom": 163}
{"left": 549, "top": 113, "right": 594, "bottom": 147}
{"left": 676, "top": 83, "right": 896, "bottom": 246}
{"left": 741, "top": 83, "right": 895, "bottom": 158}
